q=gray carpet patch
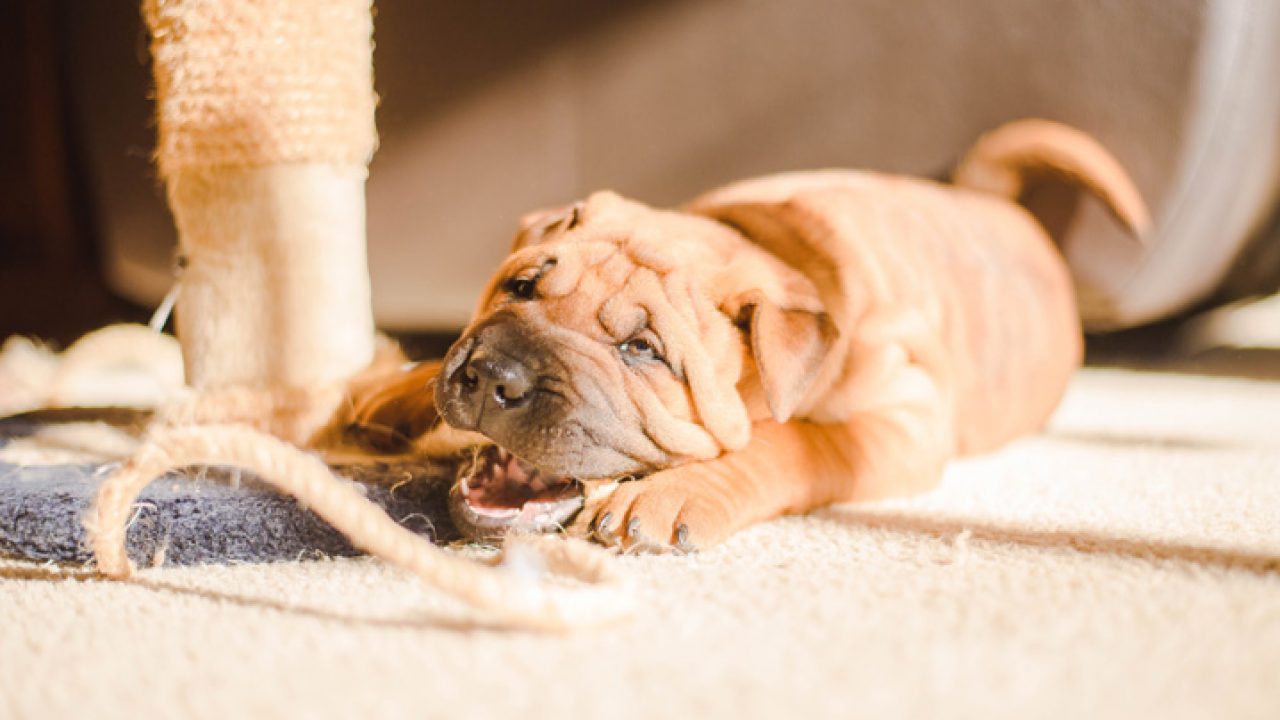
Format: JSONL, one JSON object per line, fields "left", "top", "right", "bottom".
{"left": 0, "top": 412, "right": 458, "bottom": 567}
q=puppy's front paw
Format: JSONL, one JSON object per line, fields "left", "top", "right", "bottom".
{"left": 590, "top": 471, "right": 734, "bottom": 553}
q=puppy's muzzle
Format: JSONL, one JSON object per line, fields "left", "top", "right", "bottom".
{"left": 436, "top": 319, "right": 549, "bottom": 435}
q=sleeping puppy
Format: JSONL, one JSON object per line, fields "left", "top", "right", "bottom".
{"left": 341, "top": 119, "right": 1148, "bottom": 551}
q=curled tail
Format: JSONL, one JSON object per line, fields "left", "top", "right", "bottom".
{"left": 953, "top": 118, "right": 1150, "bottom": 240}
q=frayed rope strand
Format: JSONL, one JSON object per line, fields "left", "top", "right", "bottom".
{"left": 84, "top": 424, "right": 632, "bottom": 632}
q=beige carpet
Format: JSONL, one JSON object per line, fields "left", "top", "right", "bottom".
{"left": 2, "top": 367, "right": 1278, "bottom": 720}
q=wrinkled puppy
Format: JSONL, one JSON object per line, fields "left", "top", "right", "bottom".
{"left": 350, "top": 119, "right": 1148, "bottom": 552}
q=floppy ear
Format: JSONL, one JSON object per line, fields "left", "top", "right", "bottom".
{"left": 342, "top": 361, "right": 442, "bottom": 453}
{"left": 735, "top": 290, "right": 837, "bottom": 422}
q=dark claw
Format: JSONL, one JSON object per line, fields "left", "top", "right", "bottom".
{"left": 675, "top": 523, "right": 695, "bottom": 554}
{"left": 594, "top": 512, "right": 617, "bottom": 545}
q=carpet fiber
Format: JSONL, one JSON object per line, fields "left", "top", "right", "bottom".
{"left": 2, "top": 367, "right": 1278, "bottom": 720}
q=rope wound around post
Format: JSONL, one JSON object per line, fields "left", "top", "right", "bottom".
{"left": 84, "top": 424, "right": 634, "bottom": 632}
{"left": 145, "top": 0, "right": 378, "bottom": 175}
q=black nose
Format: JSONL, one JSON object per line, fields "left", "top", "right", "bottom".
{"left": 436, "top": 320, "right": 547, "bottom": 432}
{"left": 462, "top": 347, "right": 535, "bottom": 408}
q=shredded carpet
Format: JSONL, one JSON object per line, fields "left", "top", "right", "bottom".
{"left": 2, "top": 366, "right": 1278, "bottom": 720}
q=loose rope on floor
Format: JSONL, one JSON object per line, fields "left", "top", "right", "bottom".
{"left": 0, "top": 324, "right": 184, "bottom": 416}
{"left": 50, "top": 325, "right": 184, "bottom": 406}
{"left": 84, "top": 423, "right": 633, "bottom": 632}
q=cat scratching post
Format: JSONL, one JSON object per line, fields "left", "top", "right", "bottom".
{"left": 146, "top": 0, "right": 376, "bottom": 403}
{"left": 0, "top": 0, "right": 631, "bottom": 631}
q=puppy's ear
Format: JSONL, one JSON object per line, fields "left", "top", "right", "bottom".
{"left": 735, "top": 290, "right": 837, "bottom": 422}
{"left": 510, "top": 201, "right": 584, "bottom": 251}
{"left": 342, "top": 361, "right": 442, "bottom": 454}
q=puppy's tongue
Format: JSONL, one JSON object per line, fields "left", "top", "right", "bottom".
{"left": 449, "top": 445, "right": 583, "bottom": 542}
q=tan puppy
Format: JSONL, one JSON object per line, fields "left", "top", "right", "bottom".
{"left": 344, "top": 119, "right": 1148, "bottom": 551}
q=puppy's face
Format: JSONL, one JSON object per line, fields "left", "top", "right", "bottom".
{"left": 435, "top": 191, "right": 833, "bottom": 479}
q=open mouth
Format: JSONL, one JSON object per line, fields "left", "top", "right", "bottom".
{"left": 448, "top": 445, "right": 583, "bottom": 543}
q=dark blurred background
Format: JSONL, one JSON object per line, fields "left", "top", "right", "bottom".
{"left": 0, "top": 1, "right": 147, "bottom": 343}
{"left": 2, "top": 0, "right": 1278, "bottom": 360}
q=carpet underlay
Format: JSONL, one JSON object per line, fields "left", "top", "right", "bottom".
{"left": 2, "top": 367, "right": 1278, "bottom": 720}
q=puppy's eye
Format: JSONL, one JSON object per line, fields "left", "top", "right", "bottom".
{"left": 618, "top": 337, "right": 660, "bottom": 362}
{"left": 502, "top": 259, "right": 556, "bottom": 301}
{"left": 504, "top": 276, "right": 537, "bottom": 300}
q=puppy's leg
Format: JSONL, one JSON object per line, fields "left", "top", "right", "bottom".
{"left": 592, "top": 407, "right": 949, "bottom": 552}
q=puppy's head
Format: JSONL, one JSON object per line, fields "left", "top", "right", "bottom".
{"left": 436, "top": 191, "right": 837, "bottom": 479}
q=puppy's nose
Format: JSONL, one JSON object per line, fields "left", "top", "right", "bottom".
{"left": 437, "top": 317, "right": 551, "bottom": 433}
{"left": 464, "top": 348, "right": 534, "bottom": 408}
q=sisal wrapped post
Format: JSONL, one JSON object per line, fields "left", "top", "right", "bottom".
{"left": 145, "top": 0, "right": 377, "bottom": 395}
{"left": 81, "top": 2, "right": 634, "bottom": 629}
